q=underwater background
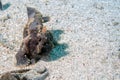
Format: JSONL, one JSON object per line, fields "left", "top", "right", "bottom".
{"left": 0, "top": 0, "right": 120, "bottom": 80}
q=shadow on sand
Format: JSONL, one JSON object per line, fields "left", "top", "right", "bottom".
{"left": 0, "top": 2, "right": 11, "bottom": 10}
{"left": 41, "top": 30, "right": 69, "bottom": 61}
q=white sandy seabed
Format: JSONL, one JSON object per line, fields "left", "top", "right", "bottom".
{"left": 0, "top": 0, "right": 120, "bottom": 80}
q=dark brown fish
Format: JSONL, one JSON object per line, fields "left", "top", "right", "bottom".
{"left": 16, "top": 7, "right": 55, "bottom": 66}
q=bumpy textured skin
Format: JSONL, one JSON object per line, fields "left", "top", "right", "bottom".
{"left": 15, "top": 7, "right": 54, "bottom": 66}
